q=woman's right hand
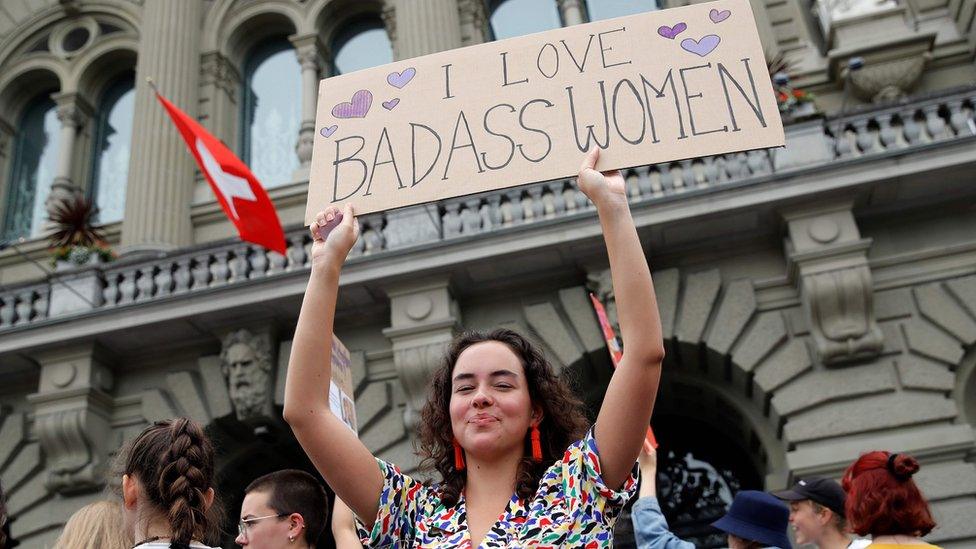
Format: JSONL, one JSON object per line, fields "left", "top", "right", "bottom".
{"left": 309, "top": 204, "right": 360, "bottom": 270}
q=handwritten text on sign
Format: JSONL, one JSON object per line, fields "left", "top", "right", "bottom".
{"left": 306, "top": 0, "right": 783, "bottom": 219}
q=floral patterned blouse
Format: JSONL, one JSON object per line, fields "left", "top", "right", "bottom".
{"left": 357, "top": 428, "right": 638, "bottom": 548}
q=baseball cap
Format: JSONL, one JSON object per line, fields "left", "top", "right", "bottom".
{"left": 771, "top": 476, "right": 846, "bottom": 517}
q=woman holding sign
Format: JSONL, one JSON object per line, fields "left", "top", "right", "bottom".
{"left": 284, "top": 147, "right": 665, "bottom": 547}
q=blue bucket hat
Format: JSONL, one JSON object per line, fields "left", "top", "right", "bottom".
{"left": 711, "top": 490, "right": 792, "bottom": 549}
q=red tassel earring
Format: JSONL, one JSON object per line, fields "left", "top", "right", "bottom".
{"left": 453, "top": 439, "right": 465, "bottom": 471}
{"left": 531, "top": 425, "right": 542, "bottom": 463}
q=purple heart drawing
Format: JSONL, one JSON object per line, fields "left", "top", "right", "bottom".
{"left": 709, "top": 9, "right": 731, "bottom": 23}
{"left": 332, "top": 90, "right": 372, "bottom": 119}
{"left": 681, "top": 35, "right": 721, "bottom": 57}
{"left": 657, "top": 22, "right": 687, "bottom": 39}
{"left": 387, "top": 68, "right": 416, "bottom": 89}
{"left": 382, "top": 98, "right": 400, "bottom": 110}
{"left": 320, "top": 125, "right": 338, "bottom": 138}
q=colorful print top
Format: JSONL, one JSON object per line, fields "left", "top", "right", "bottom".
{"left": 357, "top": 428, "right": 638, "bottom": 548}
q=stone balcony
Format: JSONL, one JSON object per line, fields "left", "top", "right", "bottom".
{"left": 1, "top": 85, "right": 974, "bottom": 336}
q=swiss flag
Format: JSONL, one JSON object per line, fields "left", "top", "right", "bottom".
{"left": 154, "top": 91, "right": 287, "bottom": 254}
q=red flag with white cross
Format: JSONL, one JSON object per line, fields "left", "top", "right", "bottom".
{"left": 153, "top": 89, "right": 287, "bottom": 254}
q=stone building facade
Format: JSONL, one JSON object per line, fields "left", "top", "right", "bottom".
{"left": 0, "top": 0, "right": 975, "bottom": 547}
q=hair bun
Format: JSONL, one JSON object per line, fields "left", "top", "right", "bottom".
{"left": 889, "top": 453, "right": 920, "bottom": 479}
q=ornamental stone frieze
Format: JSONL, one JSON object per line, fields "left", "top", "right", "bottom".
{"left": 784, "top": 203, "right": 882, "bottom": 366}
{"left": 27, "top": 344, "right": 114, "bottom": 495}
{"left": 383, "top": 276, "right": 460, "bottom": 433}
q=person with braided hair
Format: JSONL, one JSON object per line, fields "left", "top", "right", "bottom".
{"left": 116, "top": 417, "right": 224, "bottom": 549}
{"left": 842, "top": 451, "right": 941, "bottom": 548}
{"left": 285, "top": 147, "right": 665, "bottom": 548}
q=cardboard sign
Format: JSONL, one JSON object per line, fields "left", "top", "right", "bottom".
{"left": 329, "top": 336, "right": 358, "bottom": 433}
{"left": 306, "top": 0, "right": 783, "bottom": 220}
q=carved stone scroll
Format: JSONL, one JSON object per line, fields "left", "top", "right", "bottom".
{"left": 784, "top": 203, "right": 883, "bottom": 365}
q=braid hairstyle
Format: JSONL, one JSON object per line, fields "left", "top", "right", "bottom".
{"left": 117, "top": 417, "right": 223, "bottom": 548}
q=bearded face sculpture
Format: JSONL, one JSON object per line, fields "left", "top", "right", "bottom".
{"left": 220, "top": 330, "right": 273, "bottom": 422}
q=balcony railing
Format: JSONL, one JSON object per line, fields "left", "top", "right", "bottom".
{"left": 1, "top": 86, "right": 974, "bottom": 331}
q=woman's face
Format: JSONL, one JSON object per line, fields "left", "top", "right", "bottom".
{"left": 449, "top": 341, "right": 538, "bottom": 461}
{"left": 789, "top": 500, "right": 826, "bottom": 545}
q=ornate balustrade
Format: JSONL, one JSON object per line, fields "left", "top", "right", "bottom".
{"left": 1, "top": 86, "right": 974, "bottom": 330}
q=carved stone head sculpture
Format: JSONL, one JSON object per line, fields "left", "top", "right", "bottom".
{"left": 220, "top": 329, "right": 274, "bottom": 422}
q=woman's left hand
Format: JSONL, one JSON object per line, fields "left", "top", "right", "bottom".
{"left": 577, "top": 147, "right": 627, "bottom": 210}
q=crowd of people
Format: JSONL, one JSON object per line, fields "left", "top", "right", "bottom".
{"left": 0, "top": 149, "right": 945, "bottom": 549}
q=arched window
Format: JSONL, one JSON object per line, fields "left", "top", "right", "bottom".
{"left": 90, "top": 75, "right": 134, "bottom": 224}
{"left": 587, "top": 0, "right": 657, "bottom": 21}
{"left": 2, "top": 95, "right": 60, "bottom": 240}
{"left": 241, "top": 39, "right": 302, "bottom": 189}
{"left": 332, "top": 18, "right": 393, "bottom": 75}
{"left": 489, "top": 0, "right": 563, "bottom": 40}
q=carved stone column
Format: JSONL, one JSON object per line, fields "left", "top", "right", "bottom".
{"left": 199, "top": 52, "right": 241, "bottom": 150}
{"left": 385, "top": 0, "right": 464, "bottom": 247}
{"left": 27, "top": 343, "right": 114, "bottom": 495}
{"left": 557, "top": 0, "right": 587, "bottom": 25}
{"left": 122, "top": 0, "right": 202, "bottom": 252}
{"left": 457, "top": 0, "right": 489, "bottom": 45}
{"left": 383, "top": 276, "right": 460, "bottom": 433}
{"left": 784, "top": 202, "right": 883, "bottom": 366}
{"left": 45, "top": 93, "right": 91, "bottom": 222}
{"left": 291, "top": 35, "right": 328, "bottom": 180}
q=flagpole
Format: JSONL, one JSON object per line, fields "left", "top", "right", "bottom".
{"left": 145, "top": 77, "right": 159, "bottom": 95}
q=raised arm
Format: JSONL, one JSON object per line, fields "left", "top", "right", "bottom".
{"left": 282, "top": 204, "right": 384, "bottom": 526}
{"left": 579, "top": 147, "right": 665, "bottom": 489}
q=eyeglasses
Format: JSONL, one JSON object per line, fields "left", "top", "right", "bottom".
{"left": 237, "top": 513, "right": 288, "bottom": 540}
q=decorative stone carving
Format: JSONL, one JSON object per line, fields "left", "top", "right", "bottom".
{"left": 200, "top": 51, "right": 240, "bottom": 96}
{"left": 220, "top": 329, "right": 275, "bottom": 422}
{"left": 784, "top": 203, "right": 883, "bottom": 366}
{"left": 457, "top": 0, "right": 488, "bottom": 45}
{"left": 825, "top": 6, "right": 936, "bottom": 103}
{"left": 848, "top": 54, "right": 931, "bottom": 103}
{"left": 28, "top": 344, "right": 114, "bottom": 495}
{"left": 383, "top": 277, "right": 459, "bottom": 432}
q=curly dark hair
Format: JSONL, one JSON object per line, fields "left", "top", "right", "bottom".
{"left": 417, "top": 329, "right": 589, "bottom": 506}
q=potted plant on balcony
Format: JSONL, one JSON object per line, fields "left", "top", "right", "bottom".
{"left": 768, "top": 52, "right": 819, "bottom": 121}
{"left": 47, "top": 194, "right": 115, "bottom": 271}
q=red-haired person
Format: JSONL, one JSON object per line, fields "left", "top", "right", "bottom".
{"left": 842, "top": 451, "right": 940, "bottom": 548}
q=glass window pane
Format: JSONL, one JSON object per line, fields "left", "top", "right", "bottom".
{"left": 587, "top": 0, "right": 658, "bottom": 20}
{"left": 333, "top": 21, "right": 393, "bottom": 75}
{"left": 242, "top": 40, "right": 302, "bottom": 189}
{"left": 91, "top": 78, "right": 134, "bottom": 224}
{"left": 3, "top": 96, "right": 60, "bottom": 240}
{"left": 490, "top": 0, "right": 562, "bottom": 40}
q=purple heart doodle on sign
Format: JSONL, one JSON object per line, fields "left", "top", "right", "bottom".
{"left": 332, "top": 90, "right": 372, "bottom": 119}
{"left": 320, "top": 125, "right": 338, "bottom": 138}
{"left": 657, "top": 22, "right": 687, "bottom": 39}
{"left": 681, "top": 35, "right": 721, "bottom": 57}
{"left": 709, "top": 9, "right": 731, "bottom": 22}
{"left": 387, "top": 68, "right": 416, "bottom": 89}
{"left": 382, "top": 98, "right": 400, "bottom": 110}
